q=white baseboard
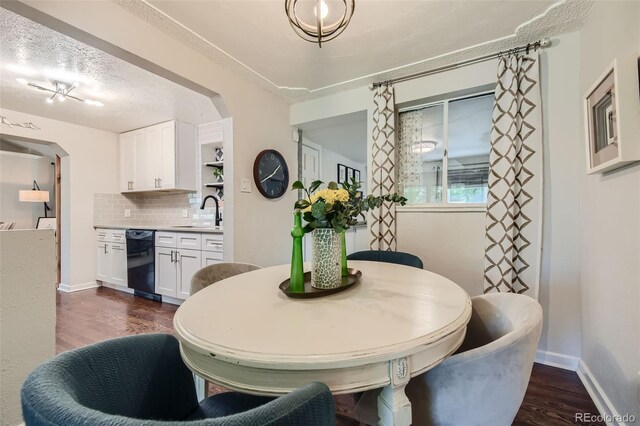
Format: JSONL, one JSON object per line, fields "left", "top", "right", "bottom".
{"left": 535, "top": 349, "right": 580, "bottom": 371}
{"left": 577, "top": 360, "right": 629, "bottom": 426}
{"left": 57, "top": 281, "right": 98, "bottom": 293}
{"left": 100, "top": 281, "right": 134, "bottom": 294}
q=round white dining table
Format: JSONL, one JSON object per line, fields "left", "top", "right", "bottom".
{"left": 174, "top": 260, "right": 471, "bottom": 426}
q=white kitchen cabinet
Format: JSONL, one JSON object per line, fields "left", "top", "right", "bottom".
{"left": 120, "top": 120, "right": 196, "bottom": 193}
{"left": 177, "top": 249, "right": 201, "bottom": 300}
{"left": 353, "top": 226, "right": 369, "bottom": 252}
{"left": 110, "top": 242, "right": 128, "bottom": 286}
{"left": 120, "top": 132, "right": 136, "bottom": 191}
{"left": 155, "top": 232, "right": 206, "bottom": 301}
{"left": 95, "top": 230, "right": 128, "bottom": 287}
{"left": 202, "top": 251, "right": 223, "bottom": 268}
{"left": 96, "top": 242, "right": 109, "bottom": 282}
{"left": 155, "top": 247, "right": 177, "bottom": 298}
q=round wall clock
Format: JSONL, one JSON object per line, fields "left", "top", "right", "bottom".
{"left": 253, "top": 149, "right": 289, "bottom": 199}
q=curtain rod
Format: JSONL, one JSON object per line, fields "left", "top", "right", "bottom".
{"left": 370, "top": 38, "right": 551, "bottom": 89}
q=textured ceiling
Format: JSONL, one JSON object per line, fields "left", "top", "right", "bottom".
{"left": 0, "top": 7, "right": 220, "bottom": 133}
{"left": 116, "top": 0, "right": 593, "bottom": 102}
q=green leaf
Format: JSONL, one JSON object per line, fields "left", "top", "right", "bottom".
{"left": 303, "top": 224, "right": 314, "bottom": 233}
{"left": 327, "top": 181, "right": 338, "bottom": 190}
{"left": 303, "top": 211, "right": 315, "bottom": 222}
{"left": 291, "top": 181, "right": 305, "bottom": 190}
{"left": 309, "top": 180, "right": 323, "bottom": 193}
{"left": 324, "top": 202, "right": 334, "bottom": 213}
{"left": 295, "top": 199, "right": 310, "bottom": 210}
{"left": 311, "top": 202, "right": 326, "bottom": 219}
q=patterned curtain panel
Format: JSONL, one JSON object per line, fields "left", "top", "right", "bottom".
{"left": 483, "top": 52, "right": 543, "bottom": 298}
{"left": 397, "top": 111, "right": 424, "bottom": 200}
{"left": 370, "top": 85, "right": 397, "bottom": 251}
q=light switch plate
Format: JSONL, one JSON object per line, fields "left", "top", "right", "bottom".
{"left": 240, "top": 178, "right": 252, "bottom": 193}
{"left": 182, "top": 209, "right": 189, "bottom": 218}
{"left": 124, "top": 209, "right": 131, "bottom": 218}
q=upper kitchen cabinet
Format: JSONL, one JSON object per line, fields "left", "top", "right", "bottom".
{"left": 120, "top": 120, "right": 197, "bottom": 193}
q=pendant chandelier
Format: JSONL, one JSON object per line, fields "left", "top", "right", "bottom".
{"left": 285, "top": 0, "right": 355, "bottom": 47}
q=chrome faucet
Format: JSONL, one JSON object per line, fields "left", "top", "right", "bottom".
{"left": 200, "top": 195, "right": 222, "bottom": 227}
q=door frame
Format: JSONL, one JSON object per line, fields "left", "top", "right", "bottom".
{"left": 55, "top": 154, "right": 61, "bottom": 285}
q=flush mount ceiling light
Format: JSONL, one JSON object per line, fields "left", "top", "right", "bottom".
{"left": 285, "top": 0, "right": 355, "bottom": 47}
{"left": 412, "top": 141, "right": 438, "bottom": 154}
{"left": 17, "top": 78, "right": 104, "bottom": 106}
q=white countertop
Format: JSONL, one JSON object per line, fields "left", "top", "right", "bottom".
{"left": 94, "top": 224, "right": 223, "bottom": 234}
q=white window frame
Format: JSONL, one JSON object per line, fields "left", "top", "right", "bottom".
{"left": 396, "top": 89, "right": 494, "bottom": 213}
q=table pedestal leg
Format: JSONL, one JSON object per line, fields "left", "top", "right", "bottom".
{"left": 377, "top": 357, "right": 412, "bottom": 426}
{"left": 193, "top": 373, "right": 206, "bottom": 401}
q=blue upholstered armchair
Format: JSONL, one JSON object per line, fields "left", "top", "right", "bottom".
{"left": 21, "top": 334, "right": 336, "bottom": 425}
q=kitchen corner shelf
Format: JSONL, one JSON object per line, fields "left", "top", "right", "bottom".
{"left": 204, "top": 161, "right": 224, "bottom": 168}
{"left": 205, "top": 182, "right": 224, "bottom": 188}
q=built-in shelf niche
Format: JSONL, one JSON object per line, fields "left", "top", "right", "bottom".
{"left": 201, "top": 143, "right": 224, "bottom": 200}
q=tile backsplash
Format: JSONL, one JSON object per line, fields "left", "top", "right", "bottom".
{"left": 93, "top": 193, "right": 222, "bottom": 227}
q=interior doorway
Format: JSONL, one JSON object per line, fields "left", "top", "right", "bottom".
{"left": 0, "top": 135, "right": 67, "bottom": 285}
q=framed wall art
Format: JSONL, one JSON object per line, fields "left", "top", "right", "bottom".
{"left": 584, "top": 59, "right": 640, "bottom": 174}
{"left": 584, "top": 61, "right": 621, "bottom": 174}
{"left": 337, "top": 163, "right": 347, "bottom": 184}
{"left": 346, "top": 167, "right": 355, "bottom": 182}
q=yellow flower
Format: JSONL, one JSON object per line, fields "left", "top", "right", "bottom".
{"left": 314, "top": 188, "right": 349, "bottom": 204}
{"left": 302, "top": 188, "right": 350, "bottom": 212}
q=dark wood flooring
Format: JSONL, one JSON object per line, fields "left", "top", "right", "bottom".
{"left": 56, "top": 287, "right": 604, "bottom": 425}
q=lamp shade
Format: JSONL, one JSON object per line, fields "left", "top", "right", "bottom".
{"left": 19, "top": 190, "right": 49, "bottom": 202}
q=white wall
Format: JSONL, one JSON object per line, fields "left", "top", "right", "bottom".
{"left": 20, "top": 1, "right": 295, "bottom": 268}
{"left": 0, "top": 230, "right": 56, "bottom": 426}
{"left": 304, "top": 136, "right": 367, "bottom": 191}
{"left": 537, "top": 31, "right": 583, "bottom": 365}
{"left": 0, "top": 108, "right": 119, "bottom": 291}
{"left": 578, "top": 1, "right": 640, "bottom": 419}
{"left": 0, "top": 152, "right": 54, "bottom": 229}
{"left": 290, "top": 38, "right": 584, "bottom": 362}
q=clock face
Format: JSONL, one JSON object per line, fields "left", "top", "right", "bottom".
{"left": 253, "top": 149, "right": 289, "bottom": 199}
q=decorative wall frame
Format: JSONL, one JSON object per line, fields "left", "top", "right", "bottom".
{"left": 337, "top": 164, "right": 347, "bottom": 184}
{"left": 346, "top": 167, "right": 355, "bottom": 182}
{"left": 584, "top": 59, "right": 640, "bottom": 174}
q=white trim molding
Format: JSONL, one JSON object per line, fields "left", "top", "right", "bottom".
{"left": 577, "top": 361, "right": 629, "bottom": 426}
{"left": 535, "top": 350, "right": 580, "bottom": 371}
{"left": 57, "top": 281, "right": 98, "bottom": 293}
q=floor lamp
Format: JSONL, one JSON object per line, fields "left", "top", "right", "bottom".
{"left": 19, "top": 180, "right": 51, "bottom": 218}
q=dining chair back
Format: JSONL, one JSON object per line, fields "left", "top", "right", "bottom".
{"left": 22, "top": 333, "right": 336, "bottom": 425}
{"left": 191, "top": 262, "right": 261, "bottom": 295}
{"left": 353, "top": 293, "right": 542, "bottom": 425}
{"left": 347, "top": 250, "right": 423, "bottom": 269}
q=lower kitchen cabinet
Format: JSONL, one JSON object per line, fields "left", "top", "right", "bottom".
{"left": 155, "top": 247, "right": 201, "bottom": 300}
{"left": 96, "top": 231, "right": 127, "bottom": 287}
{"left": 155, "top": 231, "right": 221, "bottom": 302}
{"left": 202, "top": 251, "right": 223, "bottom": 267}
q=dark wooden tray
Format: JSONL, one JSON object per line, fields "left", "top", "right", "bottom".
{"left": 279, "top": 268, "right": 362, "bottom": 299}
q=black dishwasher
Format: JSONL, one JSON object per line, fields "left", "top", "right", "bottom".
{"left": 126, "top": 230, "right": 160, "bottom": 301}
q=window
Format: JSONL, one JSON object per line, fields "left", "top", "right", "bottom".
{"left": 397, "top": 92, "right": 493, "bottom": 207}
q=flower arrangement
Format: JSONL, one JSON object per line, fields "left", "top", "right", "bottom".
{"left": 291, "top": 179, "right": 407, "bottom": 233}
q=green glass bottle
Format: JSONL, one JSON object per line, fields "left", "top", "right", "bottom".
{"left": 290, "top": 210, "right": 305, "bottom": 293}
{"left": 341, "top": 229, "right": 348, "bottom": 277}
